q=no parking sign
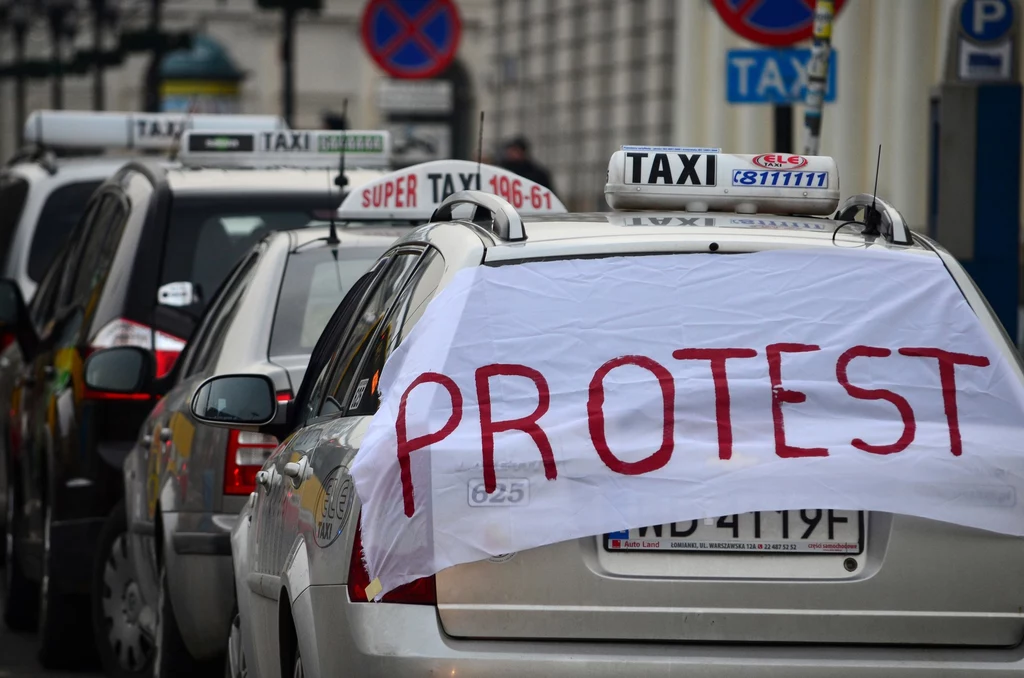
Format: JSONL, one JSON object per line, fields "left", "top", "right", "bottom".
{"left": 361, "top": 0, "right": 462, "bottom": 79}
{"left": 713, "top": 0, "right": 847, "bottom": 46}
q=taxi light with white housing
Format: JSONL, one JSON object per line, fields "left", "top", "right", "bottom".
{"left": 22, "top": 110, "right": 287, "bottom": 151}
{"left": 178, "top": 129, "right": 392, "bottom": 170}
{"left": 336, "top": 159, "right": 568, "bottom": 221}
{"left": 605, "top": 146, "right": 840, "bottom": 216}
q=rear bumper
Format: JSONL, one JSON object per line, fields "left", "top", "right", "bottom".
{"left": 305, "top": 585, "right": 1024, "bottom": 678}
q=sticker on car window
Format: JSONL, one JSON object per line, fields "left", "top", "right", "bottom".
{"left": 349, "top": 378, "right": 368, "bottom": 411}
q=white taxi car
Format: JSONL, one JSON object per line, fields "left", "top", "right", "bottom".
{"left": 200, "top": 148, "right": 1024, "bottom": 677}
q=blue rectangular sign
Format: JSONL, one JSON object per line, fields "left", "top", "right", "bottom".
{"left": 726, "top": 48, "right": 838, "bottom": 105}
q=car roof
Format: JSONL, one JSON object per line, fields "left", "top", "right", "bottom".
{"left": 286, "top": 225, "right": 405, "bottom": 249}
{"left": 164, "top": 167, "right": 386, "bottom": 194}
{"left": 5, "top": 154, "right": 158, "bottom": 183}
{"left": 476, "top": 211, "right": 935, "bottom": 263}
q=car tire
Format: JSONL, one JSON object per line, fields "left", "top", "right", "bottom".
{"left": 225, "top": 611, "right": 247, "bottom": 678}
{"left": 92, "top": 500, "right": 153, "bottom": 678}
{"left": 1, "top": 467, "right": 38, "bottom": 631}
{"left": 37, "top": 497, "right": 99, "bottom": 669}
{"left": 153, "top": 558, "right": 221, "bottom": 678}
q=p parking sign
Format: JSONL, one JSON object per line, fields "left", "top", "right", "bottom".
{"left": 960, "top": 0, "right": 1015, "bottom": 42}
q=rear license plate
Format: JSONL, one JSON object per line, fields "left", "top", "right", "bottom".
{"left": 604, "top": 510, "right": 864, "bottom": 554}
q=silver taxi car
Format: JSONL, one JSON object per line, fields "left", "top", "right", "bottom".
{"left": 198, "top": 149, "right": 1024, "bottom": 677}
{"left": 81, "top": 227, "right": 400, "bottom": 677}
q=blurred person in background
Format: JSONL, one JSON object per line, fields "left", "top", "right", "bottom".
{"left": 500, "top": 136, "right": 555, "bottom": 192}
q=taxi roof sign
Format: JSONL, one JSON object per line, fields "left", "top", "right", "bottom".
{"left": 337, "top": 159, "right": 567, "bottom": 220}
{"left": 22, "top": 110, "right": 287, "bottom": 151}
{"left": 605, "top": 146, "right": 840, "bottom": 216}
{"left": 178, "top": 129, "right": 391, "bottom": 169}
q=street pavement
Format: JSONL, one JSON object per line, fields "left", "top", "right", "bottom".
{"left": 0, "top": 586, "right": 102, "bottom": 678}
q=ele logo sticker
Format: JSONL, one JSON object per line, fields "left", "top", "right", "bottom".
{"left": 753, "top": 154, "right": 808, "bottom": 170}
{"left": 314, "top": 467, "right": 354, "bottom": 548}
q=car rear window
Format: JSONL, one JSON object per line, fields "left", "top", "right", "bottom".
{"left": 0, "top": 174, "right": 30, "bottom": 271}
{"left": 28, "top": 180, "right": 103, "bottom": 281}
{"left": 161, "top": 195, "right": 329, "bottom": 317}
{"left": 269, "top": 245, "right": 388, "bottom": 358}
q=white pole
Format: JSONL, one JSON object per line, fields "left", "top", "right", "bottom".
{"left": 803, "top": 0, "right": 835, "bottom": 155}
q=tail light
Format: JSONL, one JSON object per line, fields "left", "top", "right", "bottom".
{"left": 90, "top": 318, "right": 186, "bottom": 381}
{"left": 347, "top": 515, "right": 436, "bottom": 605}
{"left": 224, "top": 429, "right": 278, "bottom": 495}
{"left": 0, "top": 332, "right": 15, "bottom": 352}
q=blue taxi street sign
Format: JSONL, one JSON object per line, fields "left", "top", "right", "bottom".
{"left": 727, "top": 48, "right": 838, "bottom": 104}
{"left": 960, "top": 0, "right": 1015, "bottom": 42}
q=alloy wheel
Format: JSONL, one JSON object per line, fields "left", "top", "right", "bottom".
{"left": 227, "top": 614, "right": 248, "bottom": 678}
{"left": 100, "top": 534, "right": 153, "bottom": 672}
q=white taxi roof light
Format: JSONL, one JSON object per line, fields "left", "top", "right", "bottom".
{"left": 22, "top": 110, "right": 288, "bottom": 151}
{"left": 336, "top": 159, "right": 567, "bottom": 221}
{"left": 605, "top": 146, "right": 840, "bottom": 216}
{"left": 178, "top": 129, "right": 392, "bottom": 170}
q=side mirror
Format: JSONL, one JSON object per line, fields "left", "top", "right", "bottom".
{"left": 83, "top": 347, "right": 153, "bottom": 394}
{"left": 0, "top": 279, "right": 38, "bottom": 356}
{"left": 191, "top": 374, "right": 277, "bottom": 428}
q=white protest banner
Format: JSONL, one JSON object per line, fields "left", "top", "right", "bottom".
{"left": 350, "top": 248, "right": 1024, "bottom": 598}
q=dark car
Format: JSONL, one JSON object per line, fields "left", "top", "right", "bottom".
{"left": 89, "top": 227, "right": 398, "bottom": 678}
{"left": 0, "top": 159, "right": 369, "bottom": 669}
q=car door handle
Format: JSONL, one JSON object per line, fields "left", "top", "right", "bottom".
{"left": 282, "top": 457, "right": 309, "bottom": 485}
{"left": 159, "top": 427, "right": 173, "bottom": 443}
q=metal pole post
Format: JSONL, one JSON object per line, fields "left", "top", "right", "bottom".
{"left": 773, "top": 105, "right": 793, "bottom": 153}
{"left": 11, "top": 1, "right": 29, "bottom": 143}
{"left": 49, "top": 10, "right": 64, "bottom": 110}
{"left": 144, "top": 0, "right": 163, "bottom": 112}
{"left": 803, "top": 0, "right": 834, "bottom": 155}
{"left": 282, "top": 5, "right": 295, "bottom": 126}
{"left": 92, "top": 0, "right": 105, "bottom": 110}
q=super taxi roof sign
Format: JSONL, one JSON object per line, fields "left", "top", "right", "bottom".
{"left": 22, "top": 110, "right": 288, "bottom": 151}
{"left": 336, "top": 159, "right": 567, "bottom": 220}
{"left": 179, "top": 129, "right": 392, "bottom": 170}
{"left": 605, "top": 146, "right": 840, "bottom": 216}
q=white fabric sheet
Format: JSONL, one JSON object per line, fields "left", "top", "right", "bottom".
{"left": 350, "top": 248, "right": 1024, "bottom": 598}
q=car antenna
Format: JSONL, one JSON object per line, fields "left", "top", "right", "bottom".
{"left": 326, "top": 99, "right": 349, "bottom": 247}
{"left": 476, "top": 110, "right": 485, "bottom": 190}
{"left": 168, "top": 98, "right": 198, "bottom": 161}
{"left": 861, "top": 145, "right": 883, "bottom": 237}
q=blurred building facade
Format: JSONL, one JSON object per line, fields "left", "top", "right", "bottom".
{"left": 0, "top": 0, "right": 492, "bottom": 162}
{"left": 488, "top": 0, "right": 1024, "bottom": 226}
{"left": 0, "top": 0, "right": 1021, "bottom": 230}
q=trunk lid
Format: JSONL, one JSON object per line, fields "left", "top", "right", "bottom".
{"left": 437, "top": 512, "right": 1024, "bottom": 646}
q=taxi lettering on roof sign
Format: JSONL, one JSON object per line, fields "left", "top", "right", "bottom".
{"left": 178, "top": 129, "right": 391, "bottom": 169}
{"left": 606, "top": 145, "right": 839, "bottom": 215}
{"left": 337, "top": 159, "right": 567, "bottom": 220}
{"left": 21, "top": 110, "right": 287, "bottom": 150}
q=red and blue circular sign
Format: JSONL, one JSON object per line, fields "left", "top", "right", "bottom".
{"left": 361, "top": 0, "right": 462, "bottom": 79}
{"left": 712, "top": 0, "right": 848, "bottom": 47}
